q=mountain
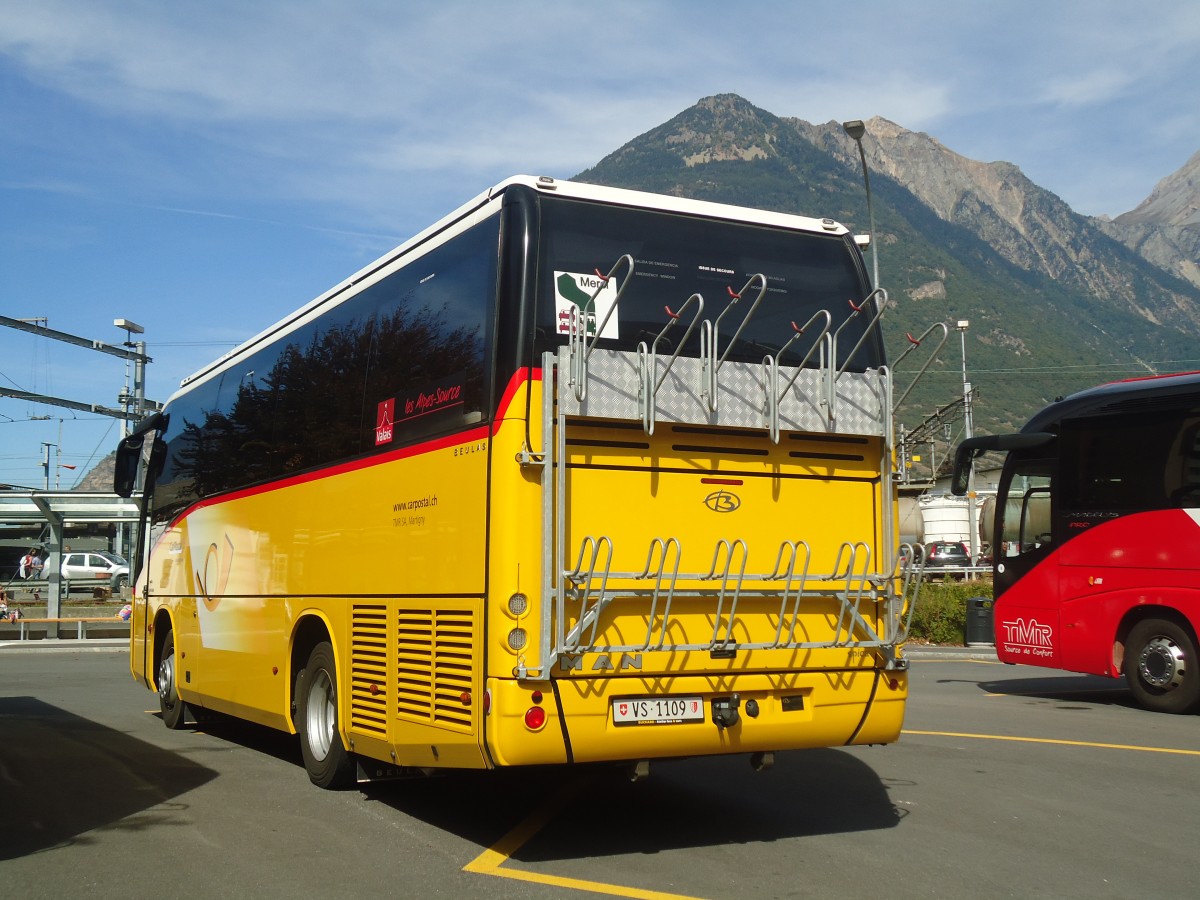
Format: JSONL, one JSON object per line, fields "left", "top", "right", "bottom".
{"left": 1116, "top": 148, "right": 1200, "bottom": 228}
{"left": 1099, "top": 149, "right": 1200, "bottom": 291}
{"left": 793, "top": 117, "right": 1200, "bottom": 333}
{"left": 66, "top": 99, "right": 1198, "bottom": 488}
{"left": 75, "top": 452, "right": 115, "bottom": 491}
{"left": 574, "top": 94, "right": 1200, "bottom": 439}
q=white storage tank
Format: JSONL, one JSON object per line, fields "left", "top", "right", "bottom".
{"left": 898, "top": 496, "right": 924, "bottom": 547}
{"left": 919, "top": 494, "right": 970, "bottom": 544}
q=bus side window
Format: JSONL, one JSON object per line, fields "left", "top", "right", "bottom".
{"left": 1077, "top": 441, "right": 1128, "bottom": 509}
{"left": 1166, "top": 419, "right": 1200, "bottom": 507}
{"left": 1021, "top": 489, "right": 1053, "bottom": 551}
{"left": 999, "top": 457, "right": 1052, "bottom": 559}
{"left": 1068, "top": 413, "right": 1182, "bottom": 512}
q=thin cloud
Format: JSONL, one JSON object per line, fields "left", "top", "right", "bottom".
{"left": 4, "top": 0, "right": 1196, "bottom": 219}
{"left": 1040, "top": 69, "right": 1136, "bottom": 109}
{"left": 0, "top": 177, "right": 92, "bottom": 196}
{"left": 138, "top": 203, "right": 403, "bottom": 243}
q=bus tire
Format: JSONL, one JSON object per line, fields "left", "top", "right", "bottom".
{"left": 1123, "top": 618, "right": 1200, "bottom": 714}
{"left": 297, "top": 641, "right": 355, "bottom": 789}
{"left": 157, "top": 630, "right": 189, "bottom": 730}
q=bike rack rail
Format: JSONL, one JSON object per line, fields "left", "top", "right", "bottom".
{"left": 550, "top": 535, "right": 922, "bottom": 670}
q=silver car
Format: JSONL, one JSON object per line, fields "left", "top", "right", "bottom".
{"left": 60, "top": 551, "right": 130, "bottom": 591}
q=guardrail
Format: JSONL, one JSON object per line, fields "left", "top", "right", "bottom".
{"left": 0, "top": 617, "right": 130, "bottom": 641}
{"left": 2, "top": 576, "right": 124, "bottom": 599}
{"left": 920, "top": 564, "right": 991, "bottom": 581}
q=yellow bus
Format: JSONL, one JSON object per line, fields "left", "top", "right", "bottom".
{"left": 115, "top": 175, "right": 918, "bottom": 788}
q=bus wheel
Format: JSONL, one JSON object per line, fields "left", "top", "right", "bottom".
{"left": 157, "top": 630, "right": 188, "bottom": 730}
{"left": 297, "top": 641, "right": 355, "bottom": 789}
{"left": 1124, "top": 619, "right": 1200, "bottom": 714}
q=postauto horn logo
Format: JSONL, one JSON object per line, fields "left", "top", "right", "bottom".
{"left": 703, "top": 490, "right": 741, "bottom": 513}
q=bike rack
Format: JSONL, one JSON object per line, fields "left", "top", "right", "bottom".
{"left": 701, "top": 274, "right": 768, "bottom": 413}
{"left": 637, "top": 294, "right": 705, "bottom": 434}
{"left": 833, "top": 288, "right": 891, "bottom": 382}
{"left": 550, "top": 535, "right": 921, "bottom": 668}
{"left": 890, "top": 322, "right": 949, "bottom": 411}
{"left": 567, "top": 254, "right": 636, "bottom": 402}
{"left": 762, "top": 309, "right": 833, "bottom": 443}
{"left": 517, "top": 270, "right": 910, "bottom": 678}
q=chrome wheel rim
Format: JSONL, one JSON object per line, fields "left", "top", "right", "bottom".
{"left": 157, "top": 651, "right": 176, "bottom": 709}
{"left": 1138, "top": 636, "right": 1186, "bottom": 691}
{"left": 305, "top": 668, "right": 336, "bottom": 761}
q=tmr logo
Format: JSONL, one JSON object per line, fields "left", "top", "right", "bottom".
{"left": 1000, "top": 617, "right": 1055, "bottom": 658}
{"left": 703, "top": 490, "right": 740, "bottom": 513}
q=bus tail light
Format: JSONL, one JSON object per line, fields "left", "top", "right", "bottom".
{"left": 524, "top": 689, "right": 546, "bottom": 730}
{"left": 524, "top": 706, "right": 546, "bottom": 731}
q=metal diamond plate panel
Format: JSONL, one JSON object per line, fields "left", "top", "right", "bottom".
{"left": 557, "top": 347, "right": 886, "bottom": 437}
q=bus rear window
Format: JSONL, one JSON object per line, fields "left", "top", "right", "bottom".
{"left": 533, "top": 197, "right": 878, "bottom": 372}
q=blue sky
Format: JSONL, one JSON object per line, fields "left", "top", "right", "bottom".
{"left": 2, "top": 0, "right": 1198, "bottom": 489}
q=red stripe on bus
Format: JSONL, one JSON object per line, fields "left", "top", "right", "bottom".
{"left": 494, "top": 366, "right": 541, "bottom": 421}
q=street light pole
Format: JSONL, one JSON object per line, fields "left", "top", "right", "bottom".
{"left": 958, "top": 319, "right": 973, "bottom": 442}
{"left": 841, "top": 119, "right": 880, "bottom": 290}
{"left": 956, "top": 319, "right": 979, "bottom": 564}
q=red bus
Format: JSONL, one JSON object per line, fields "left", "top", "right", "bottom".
{"left": 952, "top": 371, "right": 1200, "bottom": 713}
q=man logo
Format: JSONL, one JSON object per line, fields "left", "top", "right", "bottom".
{"left": 704, "top": 490, "right": 740, "bottom": 513}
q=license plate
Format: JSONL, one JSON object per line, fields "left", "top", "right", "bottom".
{"left": 612, "top": 696, "right": 704, "bottom": 726}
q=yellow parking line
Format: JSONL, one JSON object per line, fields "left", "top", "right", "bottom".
{"left": 904, "top": 729, "right": 1200, "bottom": 756}
{"left": 463, "top": 774, "right": 705, "bottom": 900}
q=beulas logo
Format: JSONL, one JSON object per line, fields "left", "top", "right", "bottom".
{"left": 703, "top": 490, "right": 740, "bottom": 513}
{"left": 375, "top": 398, "right": 395, "bottom": 446}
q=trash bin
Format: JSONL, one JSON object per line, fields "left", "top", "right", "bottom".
{"left": 964, "top": 596, "right": 994, "bottom": 646}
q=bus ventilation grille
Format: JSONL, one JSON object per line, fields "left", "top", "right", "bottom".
{"left": 396, "top": 606, "right": 475, "bottom": 733}
{"left": 350, "top": 604, "right": 389, "bottom": 738}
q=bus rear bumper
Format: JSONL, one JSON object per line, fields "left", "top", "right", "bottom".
{"left": 486, "top": 669, "right": 907, "bottom": 767}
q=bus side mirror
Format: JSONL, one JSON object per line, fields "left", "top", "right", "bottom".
{"left": 114, "top": 434, "right": 144, "bottom": 498}
{"left": 950, "top": 443, "right": 983, "bottom": 496}
{"left": 950, "top": 432, "right": 1057, "bottom": 496}
{"left": 113, "top": 411, "right": 166, "bottom": 498}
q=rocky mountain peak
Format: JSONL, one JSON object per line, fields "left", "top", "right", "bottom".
{"left": 787, "top": 110, "right": 1199, "bottom": 326}
{"left": 1116, "top": 149, "right": 1200, "bottom": 228}
{"left": 801, "top": 117, "right": 1041, "bottom": 231}
{"left": 1101, "top": 149, "right": 1200, "bottom": 291}
{"left": 661, "top": 94, "right": 781, "bottom": 166}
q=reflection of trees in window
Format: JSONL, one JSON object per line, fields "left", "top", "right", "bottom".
{"left": 149, "top": 215, "right": 499, "bottom": 524}
{"left": 163, "top": 302, "right": 482, "bottom": 510}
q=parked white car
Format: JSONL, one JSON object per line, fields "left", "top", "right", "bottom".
{"left": 60, "top": 551, "right": 130, "bottom": 591}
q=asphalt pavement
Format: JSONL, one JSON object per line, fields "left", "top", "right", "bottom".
{"left": 5, "top": 646, "right": 1195, "bottom": 900}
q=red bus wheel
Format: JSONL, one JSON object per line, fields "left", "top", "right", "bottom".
{"left": 1124, "top": 619, "right": 1200, "bottom": 714}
